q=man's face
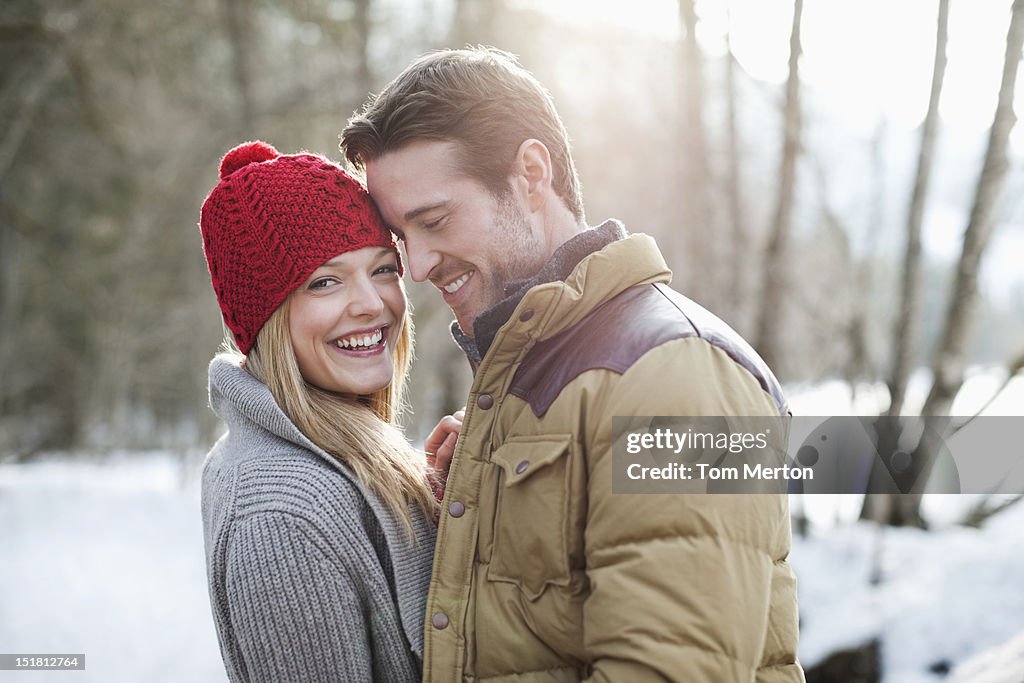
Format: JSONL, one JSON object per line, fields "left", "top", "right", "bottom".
{"left": 366, "top": 140, "right": 546, "bottom": 334}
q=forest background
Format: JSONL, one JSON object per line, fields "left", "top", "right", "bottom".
{"left": 2, "top": 0, "right": 1023, "bottom": 456}
{"left": 2, "top": 0, "right": 1024, "bottom": 681}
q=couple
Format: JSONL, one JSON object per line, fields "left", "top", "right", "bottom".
{"left": 199, "top": 47, "right": 803, "bottom": 683}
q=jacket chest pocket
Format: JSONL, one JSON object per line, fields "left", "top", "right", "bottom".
{"left": 487, "top": 436, "right": 573, "bottom": 599}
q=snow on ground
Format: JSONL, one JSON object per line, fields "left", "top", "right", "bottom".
{"left": 3, "top": 452, "right": 1022, "bottom": 683}
{"left": 785, "top": 366, "right": 1024, "bottom": 681}
{"left": 0, "top": 451, "right": 225, "bottom": 683}
{"left": 949, "top": 630, "right": 1024, "bottom": 683}
{"left": 790, "top": 502, "right": 1024, "bottom": 681}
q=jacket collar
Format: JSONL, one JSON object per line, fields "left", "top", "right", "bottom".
{"left": 207, "top": 355, "right": 435, "bottom": 659}
{"left": 452, "top": 219, "right": 628, "bottom": 365}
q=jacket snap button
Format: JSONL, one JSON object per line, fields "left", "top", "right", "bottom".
{"left": 477, "top": 394, "right": 494, "bottom": 410}
{"left": 431, "top": 612, "right": 449, "bottom": 630}
{"left": 519, "top": 309, "right": 535, "bottom": 322}
{"left": 448, "top": 501, "right": 466, "bottom": 518}
{"left": 515, "top": 460, "right": 529, "bottom": 475}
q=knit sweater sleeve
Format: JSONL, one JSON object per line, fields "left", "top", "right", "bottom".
{"left": 224, "top": 510, "right": 374, "bottom": 683}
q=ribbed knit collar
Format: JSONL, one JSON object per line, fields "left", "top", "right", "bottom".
{"left": 451, "top": 219, "right": 628, "bottom": 366}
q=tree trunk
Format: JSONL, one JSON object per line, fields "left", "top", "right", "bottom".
{"left": 847, "top": 119, "right": 888, "bottom": 394}
{"left": 724, "top": 9, "right": 748, "bottom": 329}
{"left": 755, "top": 0, "right": 804, "bottom": 374}
{"left": 0, "top": 210, "right": 24, "bottom": 418}
{"left": 864, "top": 0, "right": 1023, "bottom": 527}
{"left": 353, "top": 0, "right": 373, "bottom": 96}
{"left": 921, "top": 0, "right": 1024, "bottom": 418}
{"left": 887, "top": 0, "right": 950, "bottom": 419}
{"left": 863, "top": 0, "right": 949, "bottom": 526}
{"left": 677, "top": 0, "right": 715, "bottom": 308}
{"left": 0, "top": 55, "right": 63, "bottom": 183}
{"left": 222, "top": 0, "right": 256, "bottom": 133}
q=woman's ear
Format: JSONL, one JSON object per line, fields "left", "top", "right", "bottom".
{"left": 512, "top": 139, "right": 553, "bottom": 213}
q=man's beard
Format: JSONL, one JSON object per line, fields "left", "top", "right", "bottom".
{"left": 483, "top": 191, "right": 546, "bottom": 307}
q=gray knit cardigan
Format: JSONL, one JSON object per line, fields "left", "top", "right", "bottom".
{"left": 201, "top": 356, "right": 436, "bottom": 683}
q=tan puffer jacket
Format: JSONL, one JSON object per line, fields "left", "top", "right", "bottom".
{"left": 423, "top": 233, "right": 804, "bottom": 683}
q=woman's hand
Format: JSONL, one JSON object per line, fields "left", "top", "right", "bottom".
{"left": 424, "top": 409, "right": 464, "bottom": 476}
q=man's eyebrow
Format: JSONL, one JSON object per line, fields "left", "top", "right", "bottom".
{"left": 403, "top": 201, "right": 450, "bottom": 222}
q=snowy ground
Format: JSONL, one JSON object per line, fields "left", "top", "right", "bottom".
{"left": 0, "top": 368, "right": 1021, "bottom": 682}
{"left": 786, "top": 368, "right": 1024, "bottom": 681}
{"left": 0, "top": 451, "right": 226, "bottom": 683}
{"left": 791, "top": 503, "right": 1024, "bottom": 681}
{"left": 3, "top": 453, "right": 1022, "bottom": 683}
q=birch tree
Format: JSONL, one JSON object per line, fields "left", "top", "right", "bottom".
{"left": 864, "top": 0, "right": 1023, "bottom": 527}
{"left": 677, "top": 0, "right": 716, "bottom": 308}
{"left": 723, "top": 7, "right": 748, "bottom": 327}
{"left": 755, "top": 0, "right": 804, "bottom": 373}
{"left": 887, "top": 0, "right": 950, "bottom": 419}
{"left": 922, "top": 0, "right": 1024, "bottom": 418}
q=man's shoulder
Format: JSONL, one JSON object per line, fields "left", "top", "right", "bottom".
{"left": 508, "top": 284, "right": 695, "bottom": 417}
{"left": 509, "top": 283, "right": 786, "bottom": 417}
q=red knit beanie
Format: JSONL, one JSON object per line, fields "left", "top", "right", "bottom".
{"left": 199, "top": 141, "right": 400, "bottom": 354}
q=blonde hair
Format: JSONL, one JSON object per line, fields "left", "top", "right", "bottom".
{"left": 229, "top": 296, "right": 436, "bottom": 531}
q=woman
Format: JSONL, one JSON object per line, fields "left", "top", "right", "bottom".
{"left": 198, "top": 141, "right": 454, "bottom": 682}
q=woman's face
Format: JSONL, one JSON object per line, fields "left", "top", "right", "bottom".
{"left": 288, "top": 246, "right": 406, "bottom": 397}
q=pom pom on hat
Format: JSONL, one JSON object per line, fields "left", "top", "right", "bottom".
{"left": 219, "top": 140, "right": 279, "bottom": 180}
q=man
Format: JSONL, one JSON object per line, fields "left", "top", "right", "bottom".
{"left": 342, "top": 47, "right": 803, "bottom": 683}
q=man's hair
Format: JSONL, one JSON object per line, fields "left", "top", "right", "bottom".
{"left": 342, "top": 47, "right": 585, "bottom": 222}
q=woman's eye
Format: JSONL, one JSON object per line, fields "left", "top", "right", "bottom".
{"left": 423, "top": 217, "right": 444, "bottom": 230}
{"left": 309, "top": 277, "right": 338, "bottom": 290}
{"left": 374, "top": 264, "right": 400, "bottom": 276}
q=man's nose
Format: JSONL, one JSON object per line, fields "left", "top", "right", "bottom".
{"left": 402, "top": 235, "right": 440, "bottom": 283}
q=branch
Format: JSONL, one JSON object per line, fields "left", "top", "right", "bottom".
{"left": 963, "top": 494, "right": 1024, "bottom": 528}
{"left": 949, "top": 349, "right": 1024, "bottom": 437}
{"left": 0, "top": 54, "right": 63, "bottom": 182}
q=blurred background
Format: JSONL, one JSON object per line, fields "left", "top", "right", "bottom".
{"left": 1, "top": 0, "right": 1022, "bottom": 681}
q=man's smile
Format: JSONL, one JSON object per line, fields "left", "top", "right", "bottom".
{"left": 441, "top": 271, "right": 473, "bottom": 295}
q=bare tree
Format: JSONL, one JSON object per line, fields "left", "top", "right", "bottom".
{"left": 755, "top": 0, "right": 804, "bottom": 374}
{"left": 887, "top": 0, "right": 950, "bottom": 419}
{"left": 922, "top": 0, "right": 1024, "bottom": 418}
{"left": 849, "top": 119, "right": 888, "bottom": 390}
{"left": 723, "top": 7, "right": 748, "bottom": 328}
{"left": 353, "top": 0, "right": 373, "bottom": 96}
{"left": 864, "top": 0, "right": 1024, "bottom": 527}
{"left": 222, "top": 0, "right": 256, "bottom": 133}
{"left": 676, "top": 0, "right": 715, "bottom": 308}
{"left": 0, "top": 55, "right": 63, "bottom": 182}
